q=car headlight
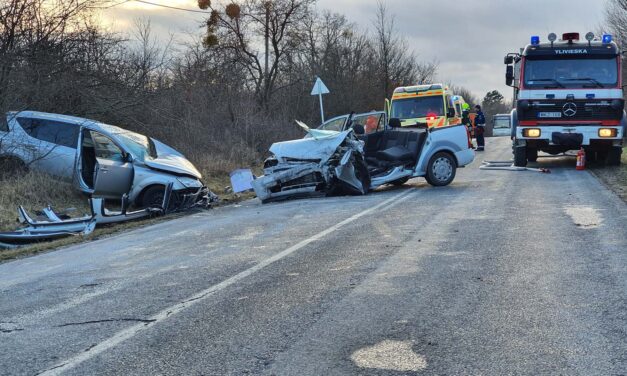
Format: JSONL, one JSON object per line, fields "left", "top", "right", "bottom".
{"left": 176, "top": 176, "right": 202, "bottom": 188}
{"left": 598, "top": 128, "right": 617, "bottom": 138}
{"left": 523, "top": 128, "right": 541, "bottom": 138}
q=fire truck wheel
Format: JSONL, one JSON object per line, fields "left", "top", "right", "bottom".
{"left": 526, "top": 148, "right": 538, "bottom": 162}
{"left": 513, "top": 146, "right": 527, "bottom": 167}
{"left": 606, "top": 146, "right": 622, "bottom": 166}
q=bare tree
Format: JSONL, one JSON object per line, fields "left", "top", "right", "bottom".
{"left": 373, "top": 1, "right": 437, "bottom": 99}
{"left": 604, "top": 0, "right": 627, "bottom": 101}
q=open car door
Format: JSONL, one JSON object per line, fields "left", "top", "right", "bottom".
{"left": 350, "top": 111, "right": 387, "bottom": 136}
{"left": 88, "top": 130, "right": 133, "bottom": 199}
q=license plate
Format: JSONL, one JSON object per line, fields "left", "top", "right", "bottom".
{"left": 538, "top": 112, "right": 562, "bottom": 118}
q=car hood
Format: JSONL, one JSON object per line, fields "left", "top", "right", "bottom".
{"left": 145, "top": 139, "right": 202, "bottom": 179}
{"left": 270, "top": 130, "right": 350, "bottom": 163}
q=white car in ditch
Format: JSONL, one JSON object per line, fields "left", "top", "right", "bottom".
{"left": 0, "top": 111, "right": 212, "bottom": 208}
{"left": 252, "top": 113, "right": 475, "bottom": 203}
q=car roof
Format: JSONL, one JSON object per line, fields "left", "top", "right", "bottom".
{"left": 8, "top": 110, "right": 104, "bottom": 128}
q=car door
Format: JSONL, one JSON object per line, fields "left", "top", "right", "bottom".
{"left": 89, "top": 130, "right": 134, "bottom": 199}
{"left": 351, "top": 112, "right": 387, "bottom": 135}
{"left": 16, "top": 117, "right": 80, "bottom": 179}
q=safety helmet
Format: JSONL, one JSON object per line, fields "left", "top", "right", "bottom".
{"left": 462, "top": 103, "right": 470, "bottom": 110}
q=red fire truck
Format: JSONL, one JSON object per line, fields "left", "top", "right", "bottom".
{"left": 505, "top": 32, "right": 625, "bottom": 166}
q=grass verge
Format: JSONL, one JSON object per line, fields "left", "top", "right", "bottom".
{"left": 589, "top": 147, "right": 627, "bottom": 203}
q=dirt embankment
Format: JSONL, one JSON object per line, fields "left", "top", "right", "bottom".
{"left": 589, "top": 147, "right": 627, "bottom": 203}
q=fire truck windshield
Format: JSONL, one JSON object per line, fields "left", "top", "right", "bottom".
{"left": 524, "top": 57, "right": 618, "bottom": 88}
{"left": 391, "top": 96, "right": 444, "bottom": 119}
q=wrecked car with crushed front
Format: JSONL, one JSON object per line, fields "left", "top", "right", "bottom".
{"left": 0, "top": 111, "right": 214, "bottom": 209}
{"left": 252, "top": 114, "right": 475, "bottom": 203}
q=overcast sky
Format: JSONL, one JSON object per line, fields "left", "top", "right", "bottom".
{"left": 99, "top": 0, "right": 609, "bottom": 101}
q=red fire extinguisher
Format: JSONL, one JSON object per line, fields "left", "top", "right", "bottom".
{"left": 576, "top": 148, "right": 586, "bottom": 170}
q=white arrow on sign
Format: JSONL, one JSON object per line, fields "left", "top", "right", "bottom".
{"left": 311, "top": 77, "right": 330, "bottom": 122}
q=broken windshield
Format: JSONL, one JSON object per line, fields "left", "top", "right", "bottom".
{"left": 98, "top": 124, "right": 157, "bottom": 162}
{"left": 391, "top": 96, "right": 444, "bottom": 119}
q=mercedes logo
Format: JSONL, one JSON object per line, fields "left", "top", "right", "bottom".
{"left": 563, "top": 102, "right": 577, "bottom": 117}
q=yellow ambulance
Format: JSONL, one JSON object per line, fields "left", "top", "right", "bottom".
{"left": 386, "top": 84, "right": 465, "bottom": 128}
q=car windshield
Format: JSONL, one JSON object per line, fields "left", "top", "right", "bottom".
{"left": 494, "top": 118, "right": 510, "bottom": 129}
{"left": 391, "top": 96, "right": 444, "bottom": 119}
{"left": 524, "top": 57, "right": 618, "bottom": 88}
{"left": 98, "top": 124, "right": 157, "bottom": 162}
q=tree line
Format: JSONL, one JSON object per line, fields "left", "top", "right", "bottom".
{"left": 0, "top": 0, "right": 439, "bottom": 176}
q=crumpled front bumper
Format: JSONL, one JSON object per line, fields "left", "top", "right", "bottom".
{"left": 170, "top": 185, "right": 218, "bottom": 212}
{"left": 252, "top": 163, "right": 323, "bottom": 203}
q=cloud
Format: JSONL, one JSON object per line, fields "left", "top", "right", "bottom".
{"left": 98, "top": 0, "right": 608, "bottom": 101}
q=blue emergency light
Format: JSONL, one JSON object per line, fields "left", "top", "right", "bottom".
{"left": 531, "top": 36, "right": 540, "bottom": 45}
{"left": 602, "top": 34, "right": 612, "bottom": 44}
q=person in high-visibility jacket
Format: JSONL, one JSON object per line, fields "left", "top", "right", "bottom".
{"left": 474, "top": 104, "right": 486, "bottom": 151}
{"left": 461, "top": 103, "right": 474, "bottom": 148}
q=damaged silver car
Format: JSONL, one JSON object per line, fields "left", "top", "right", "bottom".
{"left": 253, "top": 113, "right": 475, "bottom": 203}
{"left": 0, "top": 111, "right": 214, "bottom": 208}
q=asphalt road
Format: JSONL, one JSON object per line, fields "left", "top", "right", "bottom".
{"left": 1, "top": 137, "right": 625, "bottom": 375}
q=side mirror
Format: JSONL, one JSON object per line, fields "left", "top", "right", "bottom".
{"left": 124, "top": 153, "right": 133, "bottom": 163}
{"left": 505, "top": 65, "right": 514, "bottom": 86}
{"left": 447, "top": 108, "right": 456, "bottom": 118}
{"left": 504, "top": 56, "right": 514, "bottom": 65}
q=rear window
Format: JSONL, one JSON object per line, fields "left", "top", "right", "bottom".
{"left": 17, "top": 118, "right": 80, "bottom": 148}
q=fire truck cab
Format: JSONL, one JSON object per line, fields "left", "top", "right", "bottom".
{"left": 505, "top": 32, "right": 625, "bottom": 166}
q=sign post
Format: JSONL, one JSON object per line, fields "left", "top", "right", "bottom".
{"left": 311, "top": 77, "right": 330, "bottom": 123}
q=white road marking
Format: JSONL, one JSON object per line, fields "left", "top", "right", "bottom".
{"left": 39, "top": 189, "right": 417, "bottom": 375}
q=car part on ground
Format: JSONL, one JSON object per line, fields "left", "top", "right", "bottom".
{"left": 253, "top": 116, "right": 474, "bottom": 203}
{"left": 0, "top": 221, "right": 96, "bottom": 245}
{"left": 480, "top": 160, "right": 551, "bottom": 173}
{"left": 0, "top": 183, "right": 214, "bottom": 247}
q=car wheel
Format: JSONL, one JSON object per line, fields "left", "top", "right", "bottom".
{"left": 390, "top": 177, "right": 409, "bottom": 186}
{"left": 426, "top": 152, "right": 456, "bottom": 187}
{"left": 141, "top": 185, "right": 167, "bottom": 209}
{"left": 526, "top": 148, "right": 538, "bottom": 162}
{"left": 606, "top": 146, "right": 622, "bottom": 166}
{"left": 513, "top": 145, "right": 527, "bottom": 167}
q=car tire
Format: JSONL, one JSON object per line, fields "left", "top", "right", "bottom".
{"left": 606, "top": 146, "right": 622, "bottom": 166}
{"left": 390, "top": 177, "right": 409, "bottom": 186}
{"left": 141, "top": 185, "right": 167, "bottom": 209}
{"left": 526, "top": 148, "right": 538, "bottom": 162}
{"left": 426, "top": 152, "right": 456, "bottom": 187}
{"left": 513, "top": 145, "right": 527, "bottom": 167}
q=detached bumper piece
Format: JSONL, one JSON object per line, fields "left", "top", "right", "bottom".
{"left": 0, "top": 186, "right": 176, "bottom": 246}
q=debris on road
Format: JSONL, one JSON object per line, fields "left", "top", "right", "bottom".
{"left": 480, "top": 160, "right": 551, "bottom": 173}
{"left": 230, "top": 169, "right": 255, "bottom": 193}
{"left": 0, "top": 183, "right": 205, "bottom": 246}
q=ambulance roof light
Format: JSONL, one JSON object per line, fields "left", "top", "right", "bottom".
{"left": 602, "top": 34, "right": 612, "bottom": 44}
{"left": 531, "top": 36, "right": 540, "bottom": 45}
